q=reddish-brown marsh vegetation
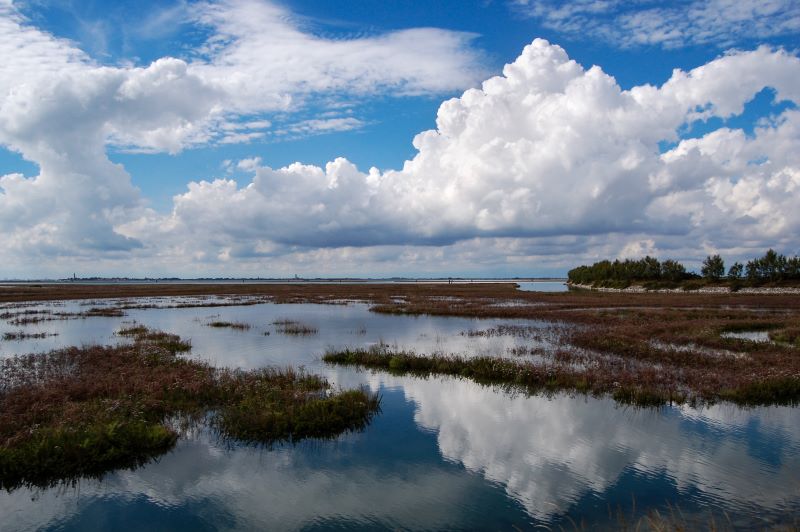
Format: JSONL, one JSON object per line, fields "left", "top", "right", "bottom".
{"left": 0, "top": 327, "right": 379, "bottom": 490}
{"left": 3, "top": 282, "right": 799, "bottom": 407}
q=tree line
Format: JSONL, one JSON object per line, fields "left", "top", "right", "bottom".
{"left": 568, "top": 249, "right": 800, "bottom": 286}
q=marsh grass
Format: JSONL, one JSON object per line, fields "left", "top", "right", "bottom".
{"left": 116, "top": 325, "right": 149, "bottom": 336}
{"left": 3, "top": 307, "right": 128, "bottom": 326}
{"left": 84, "top": 307, "right": 126, "bottom": 317}
{"left": 2, "top": 331, "right": 57, "bottom": 341}
{"left": 770, "top": 327, "right": 800, "bottom": 347}
{"left": 273, "top": 319, "right": 318, "bottom": 335}
{"left": 2, "top": 284, "right": 799, "bottom": 407}
{"left": 116, "top": 326, "right": 192, "bottom": 353}
{"left": 207, "top": 321, "right": 252, "bottom": 330}
{"left": 325, "top": 321, "right": 800, "bottom": 407}
{"left": 0, "top": 328, "right": 379, "bottom": 490}
{"left": 324, "top": 346, "right": 682, "bottom": 407}
{"left": 8, "top": 316, "right": 52, "bottom": 326}
{"left": 0, "top": 309, "right": 53, "bottom": 324}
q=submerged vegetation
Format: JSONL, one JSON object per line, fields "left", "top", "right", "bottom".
{"left": 206, "top": 320, "right": 252, "bottom": 330}
{"left": 2, "top": 331, "right": 57, "bottom": 341}
{"left": 0, "top": 328, "right": 379, "bottom": 490}
{"left": 272, "top": 319, "right": 318, "bottom": 335}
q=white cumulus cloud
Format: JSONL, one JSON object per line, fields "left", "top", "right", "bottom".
{"left": 117, "top": 40, "right": 800, "bottom": 273}
{"left": 1, "top": 0, "right": 800, "bottom": 276}
{"left": 0, "top": 0, "right": 484, "bottom": 272}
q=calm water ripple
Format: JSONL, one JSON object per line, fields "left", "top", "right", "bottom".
{"left": 0, "top": 298, "right": 798, "bottom": 529}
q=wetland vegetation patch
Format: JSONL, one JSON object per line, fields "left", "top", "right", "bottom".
{"left": 0, "top": 328, "right": 379, "bottom": 490}
{"left": 206, "top": 320, "right": 252, "bottom": 330}
{"left": 272, "top": 319, "right": 318, "bottom": 335}
{"left": 325, "top": 308, "right": 800, "bottom": 408}
{"left": 2, "top": 331, "right": 58, "bottom": 341}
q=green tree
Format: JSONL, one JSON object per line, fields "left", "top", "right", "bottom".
{"left": 701, "top": 254, "right": 725, "bottom": 280}
{"left": 747, "top": 249, "right": 788, "bottom": 281}
{"left": 661, "top": 259, "right": 687, "bottom": 282}
{"left": 728, "top": 262, "right": 743, "bottom": 279}
{"left": 787, "top": 257, "right": 800, "bottom": 279}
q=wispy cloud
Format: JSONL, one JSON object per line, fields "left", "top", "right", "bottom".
{"left": 274, "top": 117, "right": 367, "bottom": 138}
{"left": 512, "top": 0, "right": 800, "bottom": 48}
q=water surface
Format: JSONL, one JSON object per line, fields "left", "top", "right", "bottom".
{"left": 1, "top": 297, "right": 798, "bottom": 530}
{"left": 515, "top": 281, "right": 568, "bottom": 292}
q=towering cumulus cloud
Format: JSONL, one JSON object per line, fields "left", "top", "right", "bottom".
{"left": 1, "top": 0, "right": 799, "bottom": 275}
{"left": 133, "top": 40, "right": 800, "bottom": 268}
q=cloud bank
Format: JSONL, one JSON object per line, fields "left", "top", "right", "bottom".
{"left": 1, "top": 0, "right": 799, "bottom": 276}
{"left": 0, "top": 0, "right": 484, "bottom": 274}
{"left": 124, "top": 41, "right": 800, "bottom": 273}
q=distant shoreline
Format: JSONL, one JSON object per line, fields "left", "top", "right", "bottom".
{"left": 0, "top": 281, "right": 527, "bottom": 304}
{"left": 567, "top": 282, "right": 800, "bottom": 294}
{"left": 0, "top": 277, "right": 567, "bottom": 285}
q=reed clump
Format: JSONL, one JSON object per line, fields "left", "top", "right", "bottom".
{"left": 207, "top": 321, "right": 251, "bottom": 330}
{"left": 2, "top": 331, "right": 56, "bottom": 341}
{"left": 273, "top": 319, "right": 318, "bottom": 335}
{"left": 0, "top": 328, "right": 379, "bottom": 490}
{"left": 116, "top": 326, "right": 192, "bottom": 353}
{"left": 83, "top": 307, "right": 126, "bottom": 317}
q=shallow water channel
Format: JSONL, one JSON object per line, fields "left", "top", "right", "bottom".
{"left": 1, "top": 297, "right": 799, "bottom": 530}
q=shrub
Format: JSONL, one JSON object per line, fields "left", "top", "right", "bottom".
{"left": 701, "top": 254, "right": 725, "bottom": 280}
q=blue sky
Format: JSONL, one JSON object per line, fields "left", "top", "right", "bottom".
{"left": 0, "top": 0, "right": 799, "bottom": 277}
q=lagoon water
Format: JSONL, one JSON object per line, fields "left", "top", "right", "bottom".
{"left": 515, "top": 281, "right": 568, "bottom": 292}
{"left": 1, "top": 298, "right": 799, "bottom": 530}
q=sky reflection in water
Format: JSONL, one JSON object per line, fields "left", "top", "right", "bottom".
{"left": 0, "top": 298, "right": 798, "bottom": 530}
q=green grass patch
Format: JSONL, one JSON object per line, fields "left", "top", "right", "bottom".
{"left": 769, "top": 327, "right": 800, "bottom": 347}
{"left": 720, "top": 377, "right": 800, "bottom": 406}
{"left": 0, "top": 420, "right": 176, "bottom": 490}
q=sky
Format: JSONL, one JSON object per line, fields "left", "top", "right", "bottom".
{"left": 0, "top": 0, "right": 799, "bottom": 279}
